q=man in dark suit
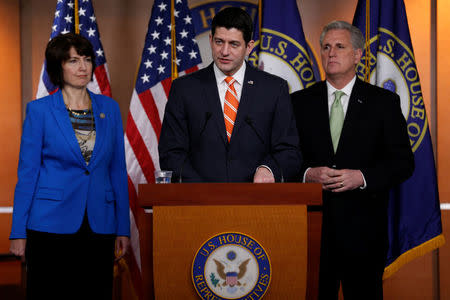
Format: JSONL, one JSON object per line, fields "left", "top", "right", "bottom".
{"left": 159, "top": 7, "right": 301, "bottom": 183}
{"left": 291, "top": 21, "right": 414, "bottom": 299}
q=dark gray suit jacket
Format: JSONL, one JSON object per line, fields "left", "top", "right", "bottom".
{"left": 291, "top": 78, "right": 414, "bottom": 261}
{"left": 159, "top": 63, "right": 302, "bottom": 182}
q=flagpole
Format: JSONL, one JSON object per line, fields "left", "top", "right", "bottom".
{"left": 74, "top": 0, "right": 79, "bottom": 34}
{"left": 364, "top": 0, "right": 370, "bottom": 82}
{"left": 171, "top": 0, "right": 178, "bottom": 80}
{"left": 258, "top": 0, "right": 262, "bottom": 44}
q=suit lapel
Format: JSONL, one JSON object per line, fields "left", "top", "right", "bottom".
{"left": 50, "top": 90, "right": 87, "bottom": 167}
{"left": 231, "top": 64, "right": 255, "bottom": 142}
{"left": 202, "top": 64, "right": 228, "bottom": 145}
{"left": 336, "top": 79, "right": 365, "bottom": 156}
{"left": 86, "top": 91, "right": 106, "bottom": 170}
{"left": 315, "top": 82, "right": 335, "bottom": 158}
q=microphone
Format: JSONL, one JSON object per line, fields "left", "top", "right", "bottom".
{"left": 178, "top": 112, "right": 212, "bottom": 183}
{"left": 245, "top": 116, "right": 284, "bottom": 183}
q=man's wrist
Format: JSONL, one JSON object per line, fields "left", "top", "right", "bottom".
{"left": 257, "top": 165, "right": 273, "bottom": 177}
{"left": 303, "top": 167, "right": 311, "bottom": 183}
{"left": 359, "top": 170, "right": 367, "bottom": 189}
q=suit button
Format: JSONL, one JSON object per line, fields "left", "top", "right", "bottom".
{"left": 85, "top": 170, "right": 90, "bottom": 175}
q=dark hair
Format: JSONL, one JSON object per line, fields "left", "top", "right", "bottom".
{"left": 211, "top": 7, "right": 253, "bottom": 44}
{"left": 45, "top": 33, "right": 96, "bottom": 89}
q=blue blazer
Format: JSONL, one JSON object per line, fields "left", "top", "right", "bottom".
{"left": 10, "top": 90, "right": 130, "bottom": 239}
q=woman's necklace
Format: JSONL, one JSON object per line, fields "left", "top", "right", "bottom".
{"left": 66, "top": 106, "right": 89, "bottom": 116}
{"left": 66, "top": 97, "right": 94, "bottom": 142}
{"left": 65, "top": 95, "right": 91, "bottom": 115}
{"left": 74, "top": 111, "right": 94, "bottom": 142}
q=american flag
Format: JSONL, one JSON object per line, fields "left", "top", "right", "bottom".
{"left": 124, "top": 0, "right": 202, "bottom": 296}
{"left": 36, "top": 0, "right": 111, "bottom": 98}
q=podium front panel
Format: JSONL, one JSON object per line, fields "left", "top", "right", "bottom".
{"left": 153, "top": 205, "right": 308, "bottom": 299}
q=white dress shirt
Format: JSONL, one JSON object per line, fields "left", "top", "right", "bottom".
{"left": 213, "top": 62, "right": 274, "bottom": 179}
{"left": 326, "top": 76, "right": 356, "bottom": 116}
{"left": 213, "top": 62, "right": 246, "bottom": 111}
{"left": 304, "top": 76, "right": 366, "bottom": 188}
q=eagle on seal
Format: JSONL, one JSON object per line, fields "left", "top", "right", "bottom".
{"left": 214, "top": 258, "right": 250, "bottom": 287}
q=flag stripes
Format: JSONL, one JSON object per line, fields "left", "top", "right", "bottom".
{"left": 124, "top": 0, "right": 202, "bottom": 297}
{"left": 36, "top": 0, "right": 111, "bottom": 99}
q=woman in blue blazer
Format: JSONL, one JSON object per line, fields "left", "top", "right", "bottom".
{"left": 9, "top": 33, "right": 130, "bottom": 299}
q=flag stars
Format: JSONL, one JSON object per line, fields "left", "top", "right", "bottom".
{"left": 87, "top": 27, "right": 96, "bottom": 37}
{"left": 52, "top": 25, "right": 58, "bottom": 32}
{"left": 64, "top": 14, "right": 73, "bottom": 23}
{"left": 61, "top": 28, "right": 70, "bottom": 34}
{"left": 179, "top": 29, "right": 188, "bottom": 38}
{"left": 176, "top": 44, "right": 184, "bottom": 52}
{"left": 90, "top": 15, "right": 96, "bottom": 22}
{"left": 183, "top": 15, "right": 192, "bottom": 24}
{"left": 96, "top": 48, "right": 104, "bottom": 57}
{"left": 164, "top": 36, "right": 171, "bottom": 46}
{"left": 155, "top": 16, "right": 163, "bottom": 26}
{"left": 157, "top": 65, "right": 165, "bottom": 74}
{"left": 141, "top": 73, "right": 150, "bottom": 83}
{"left": 78, "top": 24, "right": 83, "bottom": 30}
{"left": 79, "top": 7, "right": 86, "bottom": 16}
{"left": 147, "top": 45, "right": 157, "bottom": 54}
{"left": 67, "top": 1, "right": 74, "bottom": 9}
{"left": 160, "top": 51, "right": 169, "bottom": 60}
{"left": 176, "top": 0, "right": 182, "bottom": 3}
{"left": 188, "top": 50, "right": 198, "bottom": 59}
{"left": 192, "top": 38, "right": 198, "bottom": 44}
{"left": 173, "top": 10, "right": 179, "bottom": 18}
{"left": 144, "top": 59, "right": 153, "bottom": 69}
{"left": 55, "top": 10, "right": 60, "bottom": 18}
{"left": 158, "top": 2, "right": 167, "bottom": 11}
{"left": 167, "top": 24, "right": 172, "bottom": 31}
{"left": 173, "top": 58, "right": 181, "bottom": 66}
{"left": 151, "top": 31, "right": 160, "bottom": 40}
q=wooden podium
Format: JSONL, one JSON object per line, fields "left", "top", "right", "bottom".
{"left": 138, "top": 183, "right": 322, "bottom": 299}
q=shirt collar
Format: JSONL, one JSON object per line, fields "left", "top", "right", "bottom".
{"left": 213, "top": 61, "right": 246, "bottom": 86}
{"left": 326, "top": 76, "right": 357, "bottom": 99}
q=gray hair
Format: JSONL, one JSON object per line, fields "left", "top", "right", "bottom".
{"left": 319, "top": 20, "right": 365, "bottom": 50}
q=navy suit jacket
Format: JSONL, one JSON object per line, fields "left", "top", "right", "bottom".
{"left": 159, "top": 63, "right": 302, "bottom": 182}
{"left": 10, "top": 90, "right": 130, "bottom": 239}
{"left": 291, "top": 79, "right": 414, "bottom": 258}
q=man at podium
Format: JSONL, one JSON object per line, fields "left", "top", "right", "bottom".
{"left": 159, "top": 7, "right": 301, "bottom": 183}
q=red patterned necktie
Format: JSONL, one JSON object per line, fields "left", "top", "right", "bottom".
{"left": 224, "top": 76, "right": 239, "bottom": 142}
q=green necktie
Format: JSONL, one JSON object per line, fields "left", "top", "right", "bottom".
{"left": 330, "top": 90, "right": 345, "bottom": 153}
